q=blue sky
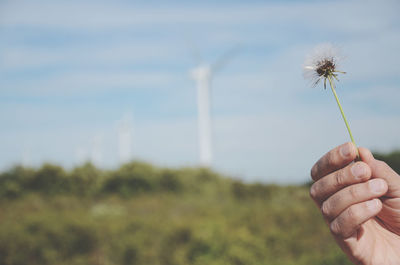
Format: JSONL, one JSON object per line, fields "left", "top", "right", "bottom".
{"left": 1, "top": 0, "right": 399, "bottom": 183}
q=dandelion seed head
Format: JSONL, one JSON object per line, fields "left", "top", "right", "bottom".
{"left": 303, "top": 43, "right": 345, "bottom": 88}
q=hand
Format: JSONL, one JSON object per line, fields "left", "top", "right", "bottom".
{"left": 310, "top": 142, "right": 400, "bottom": 265}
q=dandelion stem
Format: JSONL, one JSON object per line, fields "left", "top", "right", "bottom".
{"left": 327, "top": 75, "right": 360, "bottom": 159}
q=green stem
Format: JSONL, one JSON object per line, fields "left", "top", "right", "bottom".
{"left": 327, "top": 75, "right": 360, "bottom": 159}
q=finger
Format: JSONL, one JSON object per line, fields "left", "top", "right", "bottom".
{"left": 311, "top": 142, "right": 358, "bottom": 181}
{"left": 310, "top": 161, "right": 371, "bottom": 205}
{"left": 321, "top": 178, "right": 388, "bottom": 220}
{"left": 330, "top": 199, "right": 382, "bottom": 239}
{"left": 359, "top": 147, "right": 400, "bottom": 198}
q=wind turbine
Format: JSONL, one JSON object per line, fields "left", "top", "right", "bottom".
{"left": 189, "top": 47, "right": 240, "bottom": 167}
{"left": 117, "top": 113, "right": 134, "bottom": 164}
{"left": 22, "top": 145, "right": 32, "bottom": 167}
{"left": 90, "top": 134, "right": 103, "bottom": 167}
{"left": 75, "top": 145, "right": 88, "bottom": 165}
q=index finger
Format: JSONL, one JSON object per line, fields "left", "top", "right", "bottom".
{"left": 311, "top": 142, "right": 358, "bottom": 181}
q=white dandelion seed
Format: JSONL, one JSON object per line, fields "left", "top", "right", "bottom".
{"left": 303, "top": 43, "right": 345, "bottom": 89}
{"left": 303, "top": 43, "right": 359, "bottom": 159}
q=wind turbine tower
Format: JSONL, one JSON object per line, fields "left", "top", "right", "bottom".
{"left": 189, "top": 47, "right": 239, "bottom": 167}
{"left": 117, "top": 114, "right": 133, "bottom": 164}
{"left": 90, "top": 134, "right": 103, "bottom": 167}
{"left": 190, "top": 64, "right": 213, "bottom": 167}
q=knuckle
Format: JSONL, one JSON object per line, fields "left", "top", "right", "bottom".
{"left": 321, "top": 201, "right": 331, "bottom": 217}
{"left": 334, "top": 170, "right": 346, "bottom": 188}
{"left": 329, "top": 220, "right": 341, "bottom": 236}
{"left": 345, "top": 206, "right": 358, "bottom": 223}
{"left": 310, "top": 165, "right": 317, "bottom": 180}
{"left": 348, "top": 186, "right": 360, "bottom": 200}
{"left": 309, "top": 184, "right": 318, "bottom": 199}
{"left": 311, "top": 161, "right": 321, "bottom": 180}
{"left": 326, "top": 152, "right": 337, "bottom": 168}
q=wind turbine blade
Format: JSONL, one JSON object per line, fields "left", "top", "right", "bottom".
{"left": 211, "top": 45, "right": 242, "bottom": 74}
{"left": 183, "top": 34, "right": 203, "bottom": 66}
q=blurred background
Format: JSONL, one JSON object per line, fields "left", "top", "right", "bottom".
{"left": 1, "top": 0, "right": 399, "bottom": 183}
{"left": 0, "top": 0, "right": 400, "bottom": 264}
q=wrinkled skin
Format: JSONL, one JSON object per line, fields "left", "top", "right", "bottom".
{"left": 310, "top": 143, "right": 400, "bottom": 265}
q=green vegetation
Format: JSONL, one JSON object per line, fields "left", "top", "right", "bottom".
{"left": 1, "top": 151, "right": 398, "bottom": 265}
{"left": 374, "top": 150, "right": 400, "bottom": 174}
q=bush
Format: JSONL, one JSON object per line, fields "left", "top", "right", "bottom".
{"left": 0, "top": 166, "right": 35, "bottom": 198}
{"left": 68, "top": 163, "right": 102, "bottom": 196}
{"left": 1, "top": 151, "right": 399, "bottom": 264}
{"left": 160, "top": 170, "right": 182, "bottom": 192}
{"left": 231, "top": 181, "right": 278, "bottom": 200}
{"left": 26, "top": 164, "right": 68, "bottom": 195}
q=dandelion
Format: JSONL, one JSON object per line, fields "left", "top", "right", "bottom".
{"left": 303, "top": 43, "right": 359, "bottom": 159}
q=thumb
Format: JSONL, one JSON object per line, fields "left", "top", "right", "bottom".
{"left": 359, "top": 147, "right": 400, "bottom": 198}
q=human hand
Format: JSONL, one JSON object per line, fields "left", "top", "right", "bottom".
{"left": 310, "top": 142, "right": 400, "bottom": 265}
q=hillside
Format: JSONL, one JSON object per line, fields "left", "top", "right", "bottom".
{"left": 1, "top": 150, "right": 398, "bottom": 265}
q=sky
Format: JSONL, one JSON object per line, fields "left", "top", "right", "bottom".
{"left": 0, "top": 0, "right": 399, "bottom": 183}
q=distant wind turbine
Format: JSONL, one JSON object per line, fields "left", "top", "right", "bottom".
{"left": 75, "top": 146, "right": 88, "bottom": 165}
{"left": 117, "top": 113, "right": 134, "bottom": 164}
{"left": 189, "top": 47, "right": 240, "bottom": 167}
{"left": 90, "top": 134, "right": 103, "bottom": 167}
{"left": 22, "top": 145, "right": 32, "bottom": 167}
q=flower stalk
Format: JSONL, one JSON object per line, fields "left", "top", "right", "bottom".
{"left": 327, "top": 75, "right": 359, "bottom": 159}
{"left": 303, "top": 43, "right": 360, "bottom": 159}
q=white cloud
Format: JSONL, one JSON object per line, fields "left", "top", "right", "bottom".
{"left": 1, "top": 0, "right": 397, "bottom": 33}
{"left": 343, "top": 30, "right": 400, "bottom": 80}
{"left": 0, "top": 41, "right": 184, "bottom": 71}
{"left": 1, "top": 71, "right": 183, "bottom": 96}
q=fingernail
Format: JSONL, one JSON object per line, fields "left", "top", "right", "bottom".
{"left": 366, "top": 199, "right": 379, "bottom": 211}
{"left": 351, "top": 163, "right": 366, "bottom": 179}
{"left": 369, "top": 179, "right": 386, "bottom": 193}
{"left": 340, "top": 144, "right": 352, "bottom": 158}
